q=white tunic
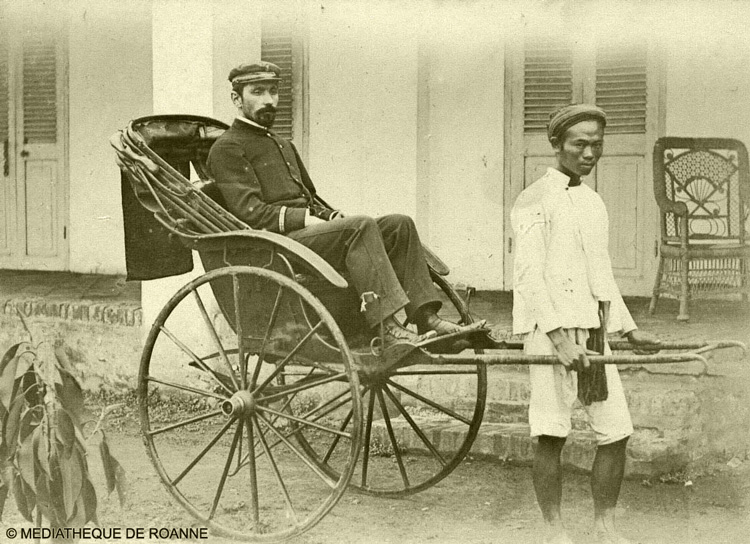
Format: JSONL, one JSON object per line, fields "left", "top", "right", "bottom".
{"left": 510, "top": 167, "right": 637, "bottom": 336}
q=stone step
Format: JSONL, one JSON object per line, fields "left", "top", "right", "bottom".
{"left": 371, "top": 418, "right": 685, "bottom": 478}
{"left": 427, "top": 368, "right": 707, "bottom": 434}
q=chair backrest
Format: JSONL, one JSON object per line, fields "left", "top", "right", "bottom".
{"left": 114, "top": 115, "right": 249, "bottom": 237}
{"left": 653, "top": 137, "right": 750, "bottom": 244}
{"left": 131, "top": 114, "right": 227, "bottom": 186}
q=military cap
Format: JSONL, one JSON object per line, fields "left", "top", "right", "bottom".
{"left": 228, "top": 61, "right": 282, "bottom": 85}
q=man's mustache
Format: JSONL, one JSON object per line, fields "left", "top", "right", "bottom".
{"left": 257, "top": 106, "right": 277, "bottom": 114}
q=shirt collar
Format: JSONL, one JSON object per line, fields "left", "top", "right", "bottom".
{"left": 236, "top": 116, "right": 269, "bottom": 131}
{"left": 545, "top": 167, "right": 573, "bottom": 188}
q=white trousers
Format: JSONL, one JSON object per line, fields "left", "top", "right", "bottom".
{"left": 526, "top": 328, "right": 633, "bottom": 445}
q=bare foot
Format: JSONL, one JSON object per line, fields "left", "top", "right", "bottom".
{"left": 595, "top": 529, "right": 632, "bottom": 544}
{"left": 542, "top": 528, "right": 574, "bottom": 544}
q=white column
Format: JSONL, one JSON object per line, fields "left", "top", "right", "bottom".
{"left": 141, "top": 0, "right": 215, "bottom": 337}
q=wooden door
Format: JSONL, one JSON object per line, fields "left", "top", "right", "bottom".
{"left": 0, "top": 2, "right": 68, "bottom": 271}
{"left": 504, "top": 35, "right": 663, "bottom": 295}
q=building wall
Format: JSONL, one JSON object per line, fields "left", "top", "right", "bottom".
{"left": 418, "top": 9, "right": 506, "bottom": 290}
{"left": 305, "top": 2, "right": 419, "bottom": 219}
{"left": 664, "top": 17, "right": 750, "bottom": 146}
{"left": 305, "top": 2, "right": 506, "bottom": 289}
{"left": 67, "top": 0, "right": 153, "bottom": 275}
{"left": 212, "top": 1, "right": 262, "bottom": 126}
{"left": 64, "top": 0, "right": 750, "bottom": 293}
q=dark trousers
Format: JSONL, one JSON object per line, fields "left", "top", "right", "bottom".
{"left": 287, "top": 214, "right": 441, "bottom": 327}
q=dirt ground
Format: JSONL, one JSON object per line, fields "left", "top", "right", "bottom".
{"left": 2, "top": 298, "right": 748, "bottom": 544}
{"left": 2, "top": 412, "right": 748, "bottom": 544}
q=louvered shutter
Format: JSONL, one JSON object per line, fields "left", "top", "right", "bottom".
{"left": 261, "top": 19, "right": 294, "bottom": 141}
{"left": 595, "top": 45, "right": 647, "bottom": 134}
{"left": 523, "top": 38, "right": 573, "bottom": 133}
{"left": 22, "top": 26, "right": 57, "bottom": 144}
{"left": 0, "top": 31, "right": 8, "bottom": 145}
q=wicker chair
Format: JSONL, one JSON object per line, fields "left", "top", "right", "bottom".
{"left": 650, "top": 137, "right": 750, "bottom": 320}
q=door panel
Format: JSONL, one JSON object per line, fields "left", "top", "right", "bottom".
{"left": 0, "top": 23, "right": 10, "bottom": 257}
{"left": 24, "top": 159, "right": 58, "bottom": 256}
{"left": 596, "top": 155, "right": 641, "bottom": 271}
{"left": 0, "top": 2, "right": 68, "bottom": 270}
{"left": 523, "top": 157, "right": 552, "bottom": 190}
{"left": 505, "top": 35, "right": 661, "bottom": 295}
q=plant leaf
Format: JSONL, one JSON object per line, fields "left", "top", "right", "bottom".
{"left": 36, "top": 343, "right": 62, "bottom": 388}
{"left": 16, "top": 430, "right": 36, "bottom": 493}
{"left": 79, "top": 475, "right": 98, "bottom": 526}
{"left": 53, "top": 344, "right": 76, "bottom": 374}
{"left": 2, "top": 394, "right": 25, "bottom": 458}
{"left": 21, "top": 369, "right": 41, "bottom": 408}
{"left": 18, "top": 406, "right": 42, "bottom": 444}
{"left": 0, "top": 345, "right": 21, "bottom": 411}
{"left": 99, "top": 431, "right": 127, "bottom": 506}
{"left": 60, "top": 445, "right": 84, "bottom": 521}
{"left": 99, "top": 432, "right": 116, "bottom": 493}
{"left": 55, "top": 409, "right": 76, "bottom": 459}
{"left": 12, "top": 472, "right": 35, "bottom": 522}
{"left": 34, "top": 423, "right": 50, "bottom": 477}
{"left": 0, "top": 343, "right": 22, "bottom": 374}
{"left": 47, "top": 452, "right": 66, "bottom": 528}
{"left": 0, "top": 480, "right": 8, "bottom": 520}
{"left": 56, "top": 370, "right": 88, "bottom": 428}
{"left": 33, "top": 469, "right": 50, "bottom": 522}
{"left": 15, "top": 350, "right": 35, "bottom": 380}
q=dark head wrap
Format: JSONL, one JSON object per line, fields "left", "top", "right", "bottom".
{"left": 547, "top": 104, "right": 607, "bottom": 143}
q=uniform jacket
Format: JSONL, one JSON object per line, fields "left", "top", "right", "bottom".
{"left": 207, "top": 119, "right": 318, "bottom": 233}
{"left": 510, "top": 168, "right": 637, "bottom": 336}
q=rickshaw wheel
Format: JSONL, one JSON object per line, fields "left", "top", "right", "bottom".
{"left": 138, "top": 266, "right": 363, "bottom": 542}
{"left": 293, "top": 271, "right": 487, "bottom": 497}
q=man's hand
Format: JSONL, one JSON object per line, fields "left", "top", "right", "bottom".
{"left": 304, "top": 212, "right": 326, "bottom": 227}
{"left": 626, "top": 330, "right": 661, "bottom": 346}
{"left": 547, "top": 328, "right": 590, "bottom": 372}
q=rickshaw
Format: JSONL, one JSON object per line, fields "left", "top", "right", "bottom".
{"left": 111, "top": 115, "right": 741, "bottom": 542}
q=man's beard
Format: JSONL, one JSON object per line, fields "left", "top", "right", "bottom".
{"left": 254, "top": 107, "right": 276, "bottom": 128}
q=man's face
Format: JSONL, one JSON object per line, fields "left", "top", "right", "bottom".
{"left": 553, "top": 119, "right": 604, "bottom": 177}
{"left": 232, "top": 82, "right": 279, "bottom": 127}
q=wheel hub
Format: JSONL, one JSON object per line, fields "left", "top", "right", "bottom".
{"left": 221, "top": 390, "right": 256, "bottom": 417}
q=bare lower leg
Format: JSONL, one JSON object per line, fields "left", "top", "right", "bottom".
{"left": 534, "top": 436, "right": 571, "bottom": 542}
{"left": 591, "top": 437, "right": 629, "bottom": 542}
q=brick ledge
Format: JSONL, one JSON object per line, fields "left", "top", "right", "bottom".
{"left": 2, "top": 298, "right": 142, "bottom": 327}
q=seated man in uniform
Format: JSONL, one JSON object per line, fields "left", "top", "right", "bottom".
{"left": 208, "top": 61, "right": 483, "bottom": 348}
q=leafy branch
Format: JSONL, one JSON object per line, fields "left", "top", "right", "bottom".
{"left": 0, "top": 330, "right": 126, "bottom": 531}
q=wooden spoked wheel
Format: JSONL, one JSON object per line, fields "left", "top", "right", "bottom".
{"left": 292, "top": 272, "right": 488, "bottom": 497}
{"left": 138, "top": 266, "right": 363, "bottom": 541}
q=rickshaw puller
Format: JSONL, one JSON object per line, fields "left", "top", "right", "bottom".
{"left": 511, "top": 103, "right": 660, "bottom": 544}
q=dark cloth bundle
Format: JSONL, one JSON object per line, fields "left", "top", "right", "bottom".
{"left": 577, "top": 326, "right": 608, "bottom": 405}
{"left": 120, "top": 171, "right": 193, "bottom": 281}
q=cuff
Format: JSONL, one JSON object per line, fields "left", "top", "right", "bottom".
{"left": 283, "top": 207, "right": 307, "bottom": 232}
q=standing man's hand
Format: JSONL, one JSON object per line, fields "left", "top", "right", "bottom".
{"left": 547, "top": 328, "right": 590, "bottom": 372}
